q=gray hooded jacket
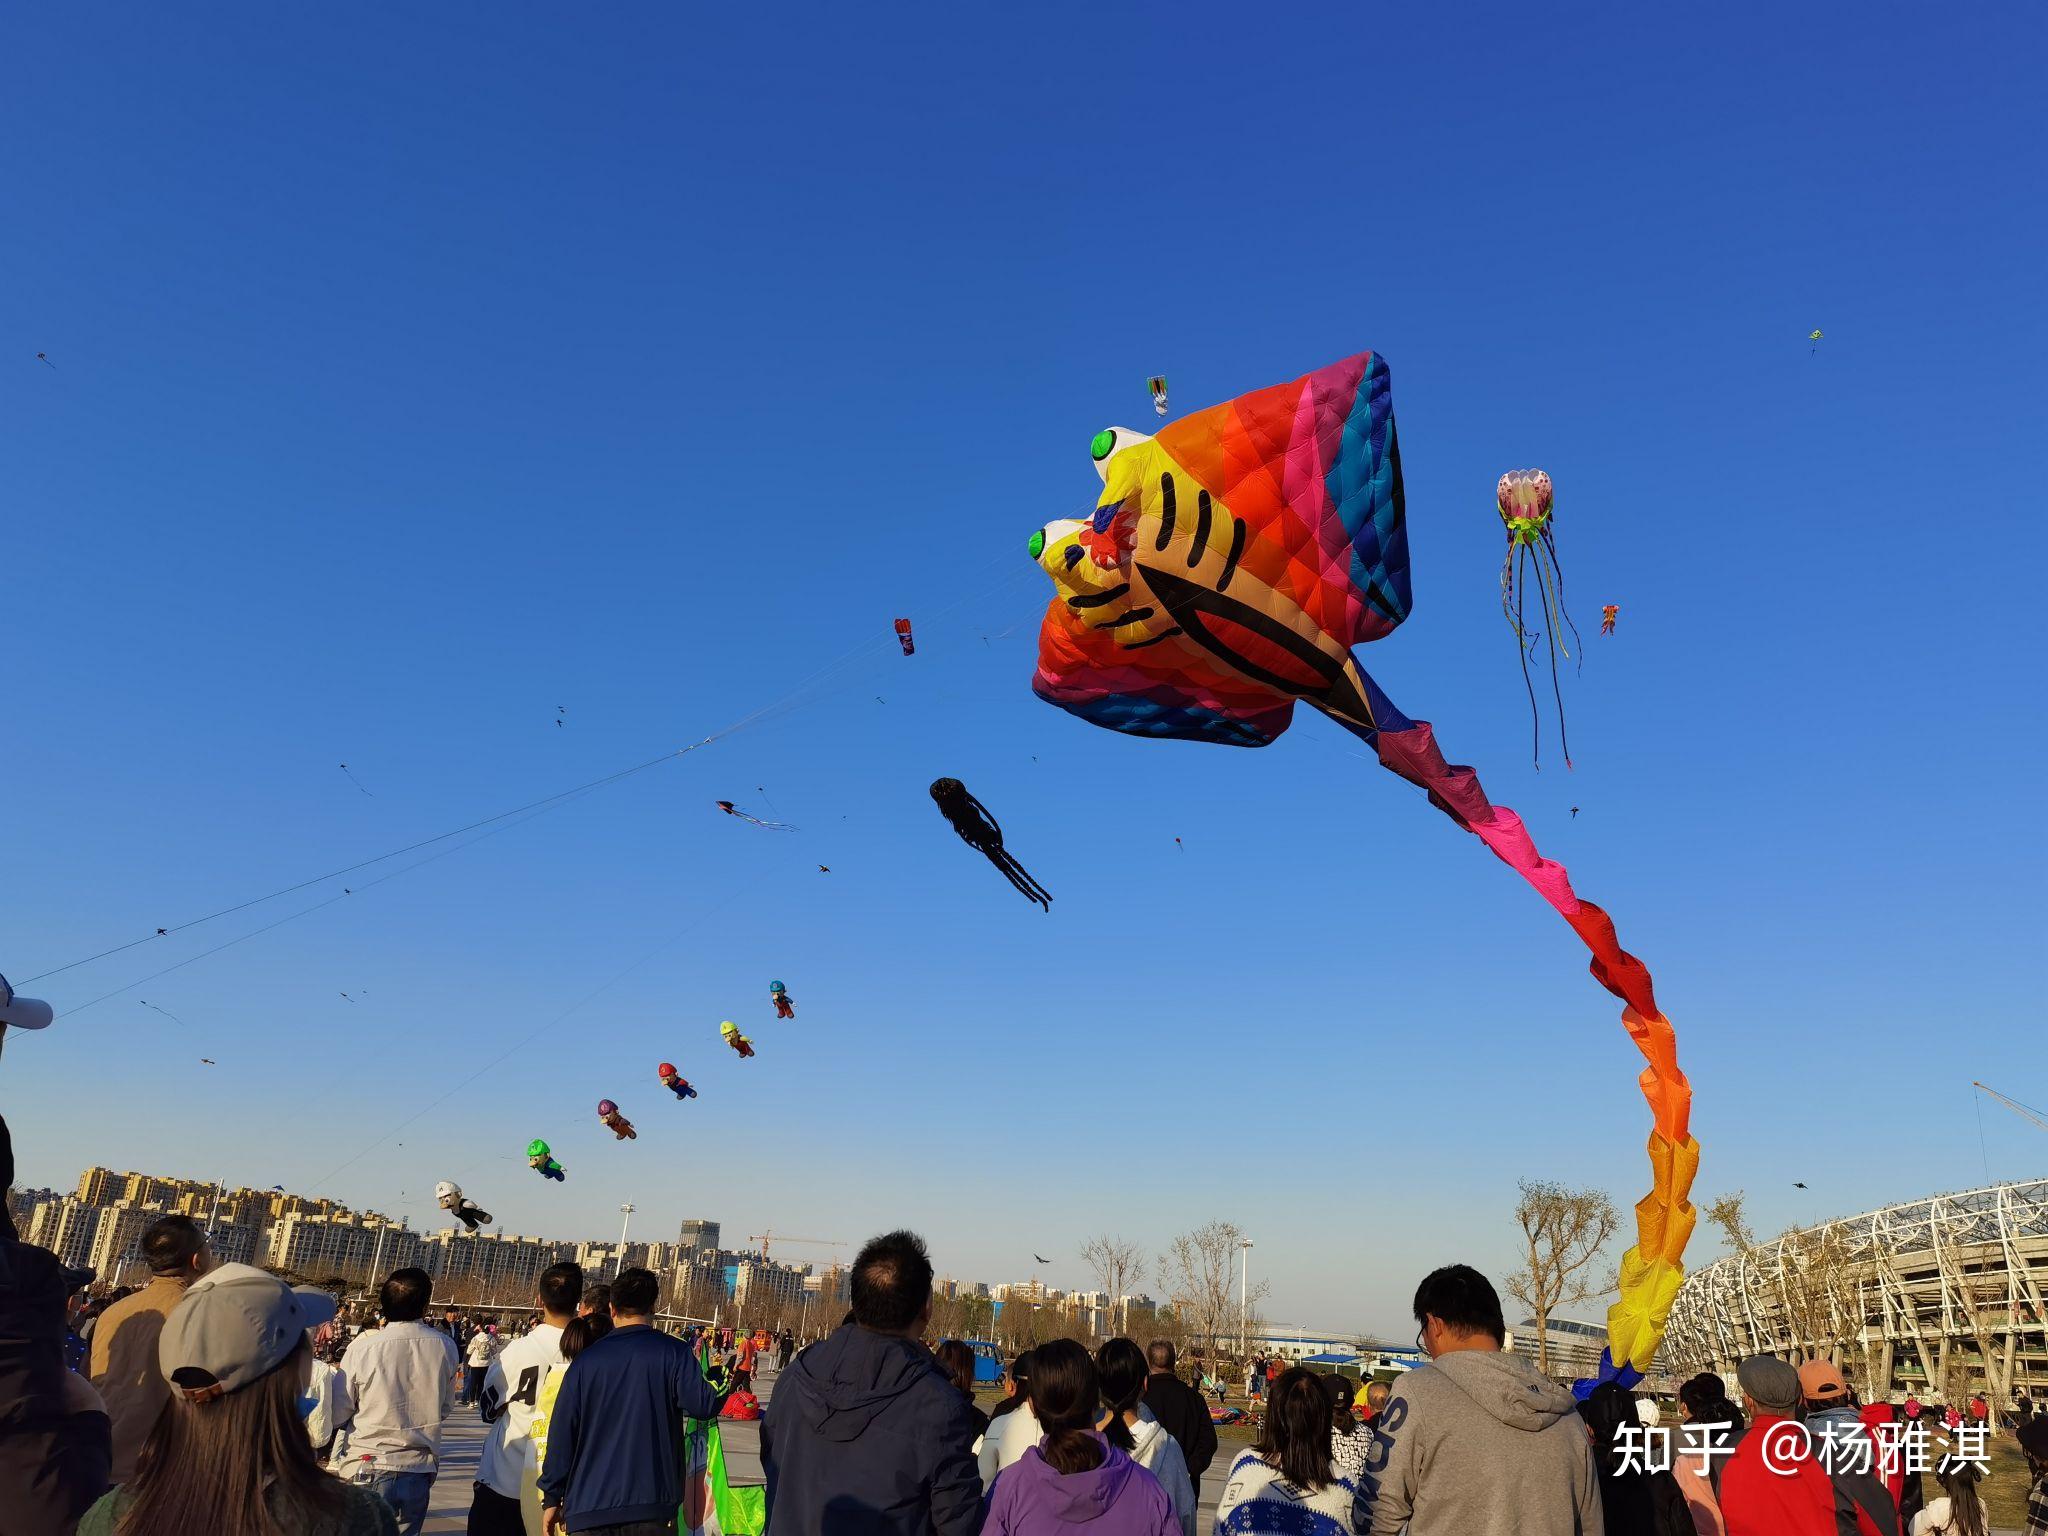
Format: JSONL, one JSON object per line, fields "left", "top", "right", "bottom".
{"left": 1356, "top": 1348, "right": 1602, "bottom": 1536}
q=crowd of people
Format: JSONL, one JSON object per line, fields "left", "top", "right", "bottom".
{"left": 5, "top": 1155, "right": 2048, "bottom": 1536}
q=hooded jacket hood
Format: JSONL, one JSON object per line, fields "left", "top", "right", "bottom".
{"left": 1007, "top": 1439, "right": 1142, "bottom": 1523}
{"left": 1426, "top": 1349, "right": 1581, "bottom": 1431}
{"left": 781, "top": 1324, "right": 950, "bottom": 1443}
{"left": 1125, "top": 1413, "right": 1169, "bottom": 1465}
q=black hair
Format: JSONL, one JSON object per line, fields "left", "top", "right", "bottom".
{"left": 1147, "top": 1339, "right": 1176, "bottom": 1371}
{"left": 611, "top": 1267, "right": 659, "bottom": 1316}
{"left": 142, "top": 1214, "right": 208, "bottom": 1275}
{"left": 1029, "top": 1338, "right": 1105, "bottom": 1475}
{"left": 1933, "top": 1457, "right": 1987, "bottom": 1536}
{"left": 1324, "top": 1373, "right": 1358, "bottom": 1435}
{"left": 1095, "top": 1338, "right": 1146, "bottom": 1451}
{"left": 1578, "top": 1381, "right": 1646, "bottom": 1477}
{"left": 1254, "top": 1368, "right": 1335, "bottom": 1489}
{"left": 537, "top": 1262, "right": 583, "bottom": 1316}
{"left": 934, "top": 1339, "right": 977, "bottom": 1399}
{"left": 850, "top": 1229, "right": 933, "bottom": 1332}
{"left": 581, "top": 1282, "right": 611, "bottom": 1317}
{"left": 560, "top": 1310, "right": 613, "bottom": 1361}
{"left": 1679, "top": 1371, "right": 1745, "bottom": 1430}
{"left": 379, "top": 1267, "right": 432, "bottom": 1323}
{"left": 1411, "top": 1263, "right": 1506, "bottom": 1346}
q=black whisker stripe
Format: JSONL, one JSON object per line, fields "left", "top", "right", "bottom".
{"left": 1188, "top": 489, "right": 1213, "bottom": 567}
{"left": 1091, "top": 606, "right": 1155, "bottom": 629}
{"left": 1121, "top": 627, "right": 1185, "bottom": 650}
{"left": 1155, "top": 474, "right": 1177, "bottom": 551}
{"left": 1218, "top": 517, "right": 1247, "bottom": 591}
{"left": 1067, "top": 583, "right": 1131, "bottom": 610}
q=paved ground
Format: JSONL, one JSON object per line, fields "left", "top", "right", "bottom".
{"left": 422, "top": 1367, "right": 770, "bottom": 1534}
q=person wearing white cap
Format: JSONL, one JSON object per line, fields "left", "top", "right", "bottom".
{"left": 76, "top": 1262, "right": 398, "bottom": 1534}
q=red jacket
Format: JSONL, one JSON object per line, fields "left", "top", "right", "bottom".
{"left": 1721, "top": 1414, "right": 1837, "bottom": 1536}
{"left": 1858, "top": 1403, "right": 1905, "bottom": 1513}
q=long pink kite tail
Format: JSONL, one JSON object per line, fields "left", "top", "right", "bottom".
{"left": 1374, "top": 717, "right": 1699, "bottom": 1380}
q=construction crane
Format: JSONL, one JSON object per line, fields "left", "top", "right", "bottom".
{"left": 1974, "top": 1082, "right": 2048, "bottom": 1133}
{"left": 747, "top": 1231, "right": 848, "bottom": 1260}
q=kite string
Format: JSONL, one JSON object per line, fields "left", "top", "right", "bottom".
{"left": 24, "top": 551, "right": 1037, "bottom": 990}
{"left": 56, "top": 786, "right": 611, "bottom": 1019}
{"left": 299, "top": 888, "right": 750, "bottom": 1197}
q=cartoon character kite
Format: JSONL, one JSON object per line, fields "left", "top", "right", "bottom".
{"left": 657, "top": 1062, "right": 698, "bottom": 1100}
{"left": 715, "top": 800, "right": 795, "bottom": 831}
{"left": 435, "top": 1180, "right": 493, "bottom": 1231}
{"left": 525, "top": 1139, "right": 566, "bottom": 1181}
{"left": 597, "top": 1099, "right": 637, "bottom": 1140}
{"left": 1600, "top": 605, "right": 1618, "bottom": 636}
{"left": 1147, "top": 375, "right": 1169, "bottom": 417}
{"left": 1496, "top": 469, "right": 1582, "bottom": 768}
{"left": 769, "top": 980, "right": 795, "bottom": 1019}
{"left": 895, "top": 618, "right": 915, "bottom": 656}
{"left": 929, "top": 777, "right": 1051, "bottom": 910}
{"left": 1028, "top": 352, "right": 1694, "bottom": 1395}
{"left": 720, "top": 1021, "right": 756, "bottom": 1059}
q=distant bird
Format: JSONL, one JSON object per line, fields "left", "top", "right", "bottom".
{"left": 1793, "top": 1181, "right": 1808, "bottom": 1189}
{"left": 35, "top": 352, "right": 54, "bottom": 370}
{"left": 1034, "top": 1254, "right": 1051, "bottom": 1264}
{"left": 818, "top": 864, "right": 831, "bottom": 873}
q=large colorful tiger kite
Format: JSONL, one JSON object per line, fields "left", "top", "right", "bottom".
{"left": 1027, "top": 351, "right": 1695, "bottom": 1390}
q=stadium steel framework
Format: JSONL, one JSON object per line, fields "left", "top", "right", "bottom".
{"left": 1664, "top": 1179, "right": 2048, "bottom": 1412}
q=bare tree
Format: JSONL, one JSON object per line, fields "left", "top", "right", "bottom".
{"left": 1704, "top": 1193, "right": 1756, "bottom": 1254}
{"left": 1504, "top": 1180, "right": 1619, "bottom": 1378}
{"left": 1158, "top": 1221, "right": 1264, "bottom": 1356}
{"left": 1080, "top": 1234, "right": 1147, "bottom": 1338}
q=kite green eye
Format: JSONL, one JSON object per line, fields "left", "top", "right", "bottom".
{"left": 1027, "top": 529, "right": 1046, "bottom": 561}
{"left": 1090, "top": 429, "right": 1116, "bottom": 461}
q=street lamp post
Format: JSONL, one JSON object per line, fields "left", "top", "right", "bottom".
{"left": 1239, "top": 1239, "right": 1253, "bottom": 1358}
{"left": 618, "top": 1204, "right": 636, "bottom": 1279}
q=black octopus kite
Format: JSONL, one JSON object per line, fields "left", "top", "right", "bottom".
{"left": 929, "top": 777, "right": 1051, "bottom": 911}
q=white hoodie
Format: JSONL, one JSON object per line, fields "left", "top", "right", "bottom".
{"left": 980, "top": 1400, "right": 1042, "bottom": 1489}
{"left": 1125, "top": 1412, "right": 1197, "bottom": 1536}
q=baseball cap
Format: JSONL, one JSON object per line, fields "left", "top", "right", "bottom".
{"left": 1798, "top": 1358, "right": 1849, "bottom": 1403}
{"left": 158, "top": 1262, "right": 338, "bottom": 1402}
{"left": 1737, "top": 1354, "right": 1802, "bottom": 1413}
{"left": 0, "top": 974, "right": 54, "bottom": 1031}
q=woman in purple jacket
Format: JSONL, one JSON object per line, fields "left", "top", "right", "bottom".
{"left": 983, "top": 1338, "right": 1178, "bottom": 1536}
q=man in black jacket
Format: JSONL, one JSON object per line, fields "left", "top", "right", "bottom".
{"left": 761, "top": 1229, "right": 982, "bottom": 1535}
{"left": 1141, "top": 1339, "right": 1218, "bottom": 1480}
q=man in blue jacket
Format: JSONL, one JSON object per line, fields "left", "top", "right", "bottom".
{"left": 539, "top": 1266, "right": 725, "bottom": 1535}
{"left": 761, "top": 1229, "right": 983, "bottom": 1535}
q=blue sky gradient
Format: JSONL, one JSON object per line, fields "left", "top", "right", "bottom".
{"left": 3, "top": 3, "right": 2042, "bottom": 1335}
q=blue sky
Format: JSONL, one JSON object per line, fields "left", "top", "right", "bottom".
{"left": 3, "top": 4, "right": 2042, "bottom": 1337}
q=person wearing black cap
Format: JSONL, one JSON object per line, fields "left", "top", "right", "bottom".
{"left": 0, "top": 1110, "right": 110, "bottom": 1535}
{"left": 76, "top": 1262, "right": 397, "bottom": 1534}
